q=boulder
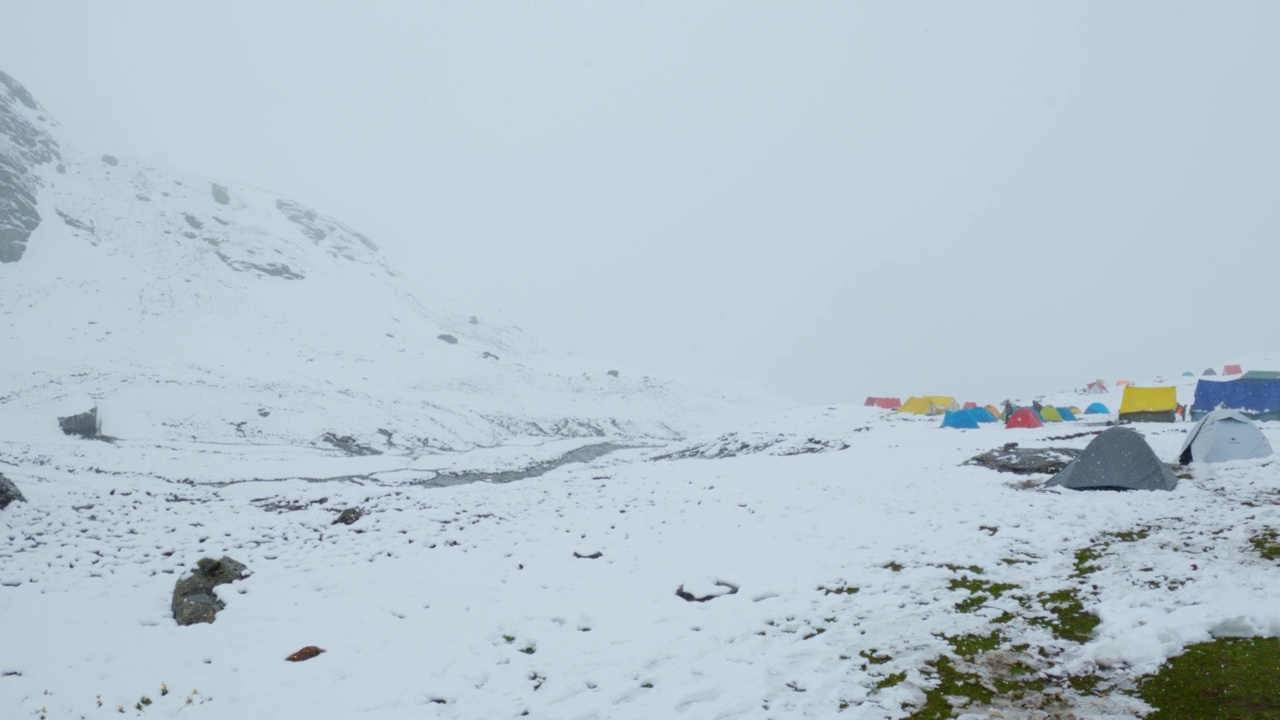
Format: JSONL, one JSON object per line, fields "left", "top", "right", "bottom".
{"left": 101, "top": 154, "right": 119, "bottom": 166}
{"left": 0, "top": 473, "right": 25, "bottom": 509}
{"left": 57, "top": 407, "right": 101, "bottom": 439}
{"left": 171, "top": 556, "right": 249, "bottom": 626}
{"left": 332, "top": 507, "right": 363, "bottom": 525}
{"left": 437, "top": 334, "right": 458, "bottom": 345}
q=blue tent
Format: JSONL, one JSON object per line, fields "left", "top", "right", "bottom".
{"left": 1181, "top": 371, "right": 1194, "bottom": 377}
{"left": 1192, "top": 378, "right": 1280, "bottom": 419}
{"left": 1085, "top": 402, "right": 1109, "bottom": 414}
{"left": 969, "top": 407, "right": 998, "bottom": 423}
{"left": 1056, "top": 407, "right": 1078, "bottom": 421}
{"left": 941, "top": 409, "right": 980, "bottom": 429}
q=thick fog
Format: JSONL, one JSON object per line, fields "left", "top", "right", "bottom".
{"left": 5, "top": 1, "right": 1279, "bottom": 403}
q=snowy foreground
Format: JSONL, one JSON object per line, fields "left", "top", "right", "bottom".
{"left": 4, "top": 391, "right": 1280, "bottom": 720}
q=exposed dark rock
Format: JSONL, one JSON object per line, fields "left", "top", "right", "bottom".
{"left": 101, "top": 154, "right": 118, "bottom": 166}
{"left": 274, "top": 198, "right": 380, "bottom": 260}
{"left": 320, "top": 432, "right": 382, "bottom": 456}
{"left": 481, "top": 351, "right": 499, "bottom": 360}
{"left": 653, "top": 430, "right": 859, "bottom": 461}
{"left": 171, "top": 556, "right": 249, "bottom": 626}
{"left": 1, "top": 72, "right": 61, "bottom": 263}
{"left": 182, "top": 231, "right": 197, "bottom": 239}
{"left": 135, "top": 193, "right": 150, "bottom": 202}
{"left": 574, "top": 551, "right": 603, "bottom": 559}
{"left": 964, "top": 443, "right": 1082, "bottom": 475}
{"left": 214, "top": 250, "right": 304, "bottom": 280}
{"left": 607, "top": 370, "right": 620, "bottom": 378}
{"left": 257, "top": 408, "right": 270, "bottom": 417}
{"left": 676, "top": 580, "right": 739, "bottom": 602}
{"left": 183, "top": 213, "right": 203, "bottom": 229}
{"left": 0, "top": 473, "right": 26, "bottom": 510}
{"left": 55, "top": 163, "right": 65, "bottom": 174}
{"left": 57, "top": 407, "right": 101, "bottom": 439}
{"left": 469, "top": 315, "right": 479, "bottom": 325}
{"left": 211, "top": 183, "right": 230, "bottom": 204}
{"left": 332, "top": 507, "right": 363, "bottom": 525}
{"left": 55, "top": 209, "right": 94, "bottom": 234}
{"left": 437, "top": 334, "right": 458, "bottom": 345}
{"left": 212, "top": 216, "right": 229, "bottom": 226}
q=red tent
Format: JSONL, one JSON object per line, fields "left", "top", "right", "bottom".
{"left": 863, "top": 397, "right": 901, "bottom": 409}
{"left": 1224, "top": 364, "right": 1243, "bottom": 375}
{"left": 962, "top": 401, "right": 978, "bottom": 409}
{"left": 1005, "top": 407, "right": 1045, "bottom": 429}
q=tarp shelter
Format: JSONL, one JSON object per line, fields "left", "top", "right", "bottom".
{"left": 1056, "top": 407, "right": 1078, "bottom": 422}
{"left": 1085, "top": 380, "right": 1107, "bottom": 395}
{"left": 1085, "top": 402, "right": 1110, "bottom": 414}
{"left": 864, "top": 397, "right": 902, "bottom": 409}
{"left": 1203, "top": 368, "right": 1218, "bottom": 376}
{"left": 1040, "top": 406, "right": 1065, "bottom": 422}
{"left": 1224, "top": 364, "right": 1243, "bottom": 375}
{"left": 1006, "top": 407, "right": 1045, "bottom": 429}
{"left": 1045, "top": 427, "right": 1178, "bottom": 491}
{"left": 1178, "top": 409, "right": 1274, "bottom": 464}
{"left": 1241, "top": 371, "right": 1280, "bottom": 380}
{"left": 941, "top": 409, "right": 981, "bottom": 429}
{"left": 1119, "top": 386, "right": 1178, "bottom": 423}
{"left": 1191, "top": 377, "right": 1280, "bottom": 420}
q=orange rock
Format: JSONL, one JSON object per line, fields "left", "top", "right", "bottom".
{"left": 285, "top": 646, "right": 325, "bottom": 662}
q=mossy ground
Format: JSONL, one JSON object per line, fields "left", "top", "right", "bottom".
{"left": 1250, "top": 528, "right": 1280, "bottom": 561}
{"left": 1137, "top": 638, "right": 1280, "bottom": 719}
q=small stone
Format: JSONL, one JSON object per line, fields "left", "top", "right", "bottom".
{"left": 285, "top": 646, "right": 325, "bottom": 662}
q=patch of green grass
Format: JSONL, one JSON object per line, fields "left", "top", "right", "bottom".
{"left": 1072, "top": 547, "right": 1102, "bottom": 577}
{"left": 1032, "top": 588, "right": 1099, "bottom": 643}
{"left": 820, "top": 585, "right": 860, "bottom": 595}
{"left": 942, "top": 564, "right": 985, "bottom": 575}
{"left": 948, "top": 575, "right": 1020, "bottom": 613}
{"left": 942, "top": 630, "right": 1004, "bottom": 659}
{"left": 1067, "top": 673, "right": 1103, "bottom": 694}
{"left": 1103, "top": 526, "right": 1151, "bottom": 543}
{"left": 1137, "top": 638, "right": 1280, "bottom": 719}
{"left": 859, "top": 649, "right": 891, "bottom": 666}
{"left": 1249, "top": 528, "right": 1280, "bottom": 561}
{"left": 907, "top": 656, "right": 993, "bottom": 719}
{"left": 873, "top": 671, "right": 907, "bottom": 690}
{"left": 883, "top": 561, "right": 904, "bottom": 572}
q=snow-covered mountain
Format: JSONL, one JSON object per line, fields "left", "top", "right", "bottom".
{"left": 0, "top": 71, "right": 782, "bottom": 452}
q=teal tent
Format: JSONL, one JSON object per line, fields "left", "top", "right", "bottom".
{"left": 1084, "top": 402, "right": 1109, "bottom": 414}
{"left": 941, "top": 409, "right": 980, "bottom": 429}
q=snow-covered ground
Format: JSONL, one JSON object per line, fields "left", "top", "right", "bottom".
{"left": 4, "top": 394, "right": 1280, "bottom": 719}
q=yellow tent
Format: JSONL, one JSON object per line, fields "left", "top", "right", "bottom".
{"left": 1118, "top": 386, "right": 1177, "bottom": 423}
{"left": 897, "top": 396, "right": 957, "bottom": 415}
{"left": 984, "top": 404, "right": 1003, "bottom": 420}
{"left": 1040, "top": 406, "right": 1064, "bottom": 422}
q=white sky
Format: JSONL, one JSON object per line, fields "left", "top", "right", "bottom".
{"left": 5, "top": 1, "right": 1280, "bottom": 404}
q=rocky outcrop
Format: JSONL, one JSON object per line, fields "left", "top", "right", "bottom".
{"left": 0, "top": 71, "right": 62, "bottom": 263}
{"left": 275, "top": 198, "right": 379, "bottom": 261}
{"left": 0, "top": 473, "right": 25, "bottom": 510}
{"left": 171, "top": 556, "right": 249, "bottom": 626}
{"left": 210, "top": 183, "right": 230, "bottom": 205}
{"left": 320, "top": 432, "right": 382, "bottom": 456}
{"left": 964, "top": 443, "right": 1081, "bottom": 475}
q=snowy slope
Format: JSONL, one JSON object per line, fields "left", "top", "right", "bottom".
{"left": 0, "top": 72, "right": 783, "bottom": 452}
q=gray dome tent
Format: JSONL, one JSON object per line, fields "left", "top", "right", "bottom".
{"left": 1045, "top": 427, "right": 1178, "bottom": 491}
{"left": 1178, "top": 409, "right": 1273, "bottom": 464}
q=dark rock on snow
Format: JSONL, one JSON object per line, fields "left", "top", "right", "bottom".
{"left": 332, "top": 507, "right": 363, "bottom": 525}
{"left": 965, "top": 443, "right": 1081, "bottom": 476}
{"left": 0, "top": 473, "right": 26, "bottom": 510}
{"left": 171, "top": 556, "right": 249, "bottom": 626}
{"left": 1, "top": 71, "right": 62, "bottom": 263}
{"left": 320, "top": 432, "right": 382, "bottom": 457}
{"left": 675, "top": 580, "right": 739, "bottom": 602}
{"left": 210, "top": 182, "right": 230, "bottom": 205}
{"left": 100, "top": 154, "right": 118, "bottom": 166}
{"left": 58, "top": 407, "right": 101, "bottom": 439}
{"left": 437, "top": 334, "right": 458, "bottom": 345}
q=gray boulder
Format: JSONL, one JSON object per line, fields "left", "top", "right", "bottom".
{"left": 0, "top": 473, "right": 25, "bottom": 509}
{"left": 172, "top": 556, "right": 249, "bottom": 626}
{"left": 57, "top": 407, "right": 101, "bottom": 439}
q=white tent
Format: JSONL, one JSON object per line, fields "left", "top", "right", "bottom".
{"left": 1178, "top": 409, "right": 1274, "bottom": 464}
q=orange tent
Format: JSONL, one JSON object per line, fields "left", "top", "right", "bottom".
{"left": 1224, "top": 364, "right": 1243, "bottom": 375}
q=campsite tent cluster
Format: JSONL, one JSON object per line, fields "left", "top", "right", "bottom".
{"left": 1047, "top": 410, "right": 1273, "bottom": 492}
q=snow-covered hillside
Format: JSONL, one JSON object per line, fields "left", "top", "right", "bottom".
{"left": 6, "top": 70, "right": 1280, "bottom": 720}
{"left": 0, "top": 71, "right": 782, "bottom": 452}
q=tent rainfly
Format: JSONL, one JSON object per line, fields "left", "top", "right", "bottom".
{"left": 1203, "top": 368, "right": 1218, "bottom": 376}
{"left": 1084, "top": 402, "right": 1109, "bottom": 414}
{"left": 1005, "top": 407, "right": 1045, "bottom": 429}
{"left": 1045, "top": 427, "right": 1178, "bottom": 491}
{"left": 1118, "top": 386, "right": 1178, "bottom": 423}
{"left": 1224, "top": 364, "right": 1243, "bottom": 375}
{"left": 1040, "top": 406, "right": 1064, "bottom": 422}
{"left": 1191, "top": 377, "right": 1280, "bottom": 420}
{"left": 1178, "top": 409, "right": 1274, "bottom": 464}
{"left": 941, "top": 409, "right": 980, "bottom": 430}
{"left": 898, "top": 396, "right": 958, "bottom": 416}
{"left": 1056, "top": 407, "right": 1078, "bottom": 422}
